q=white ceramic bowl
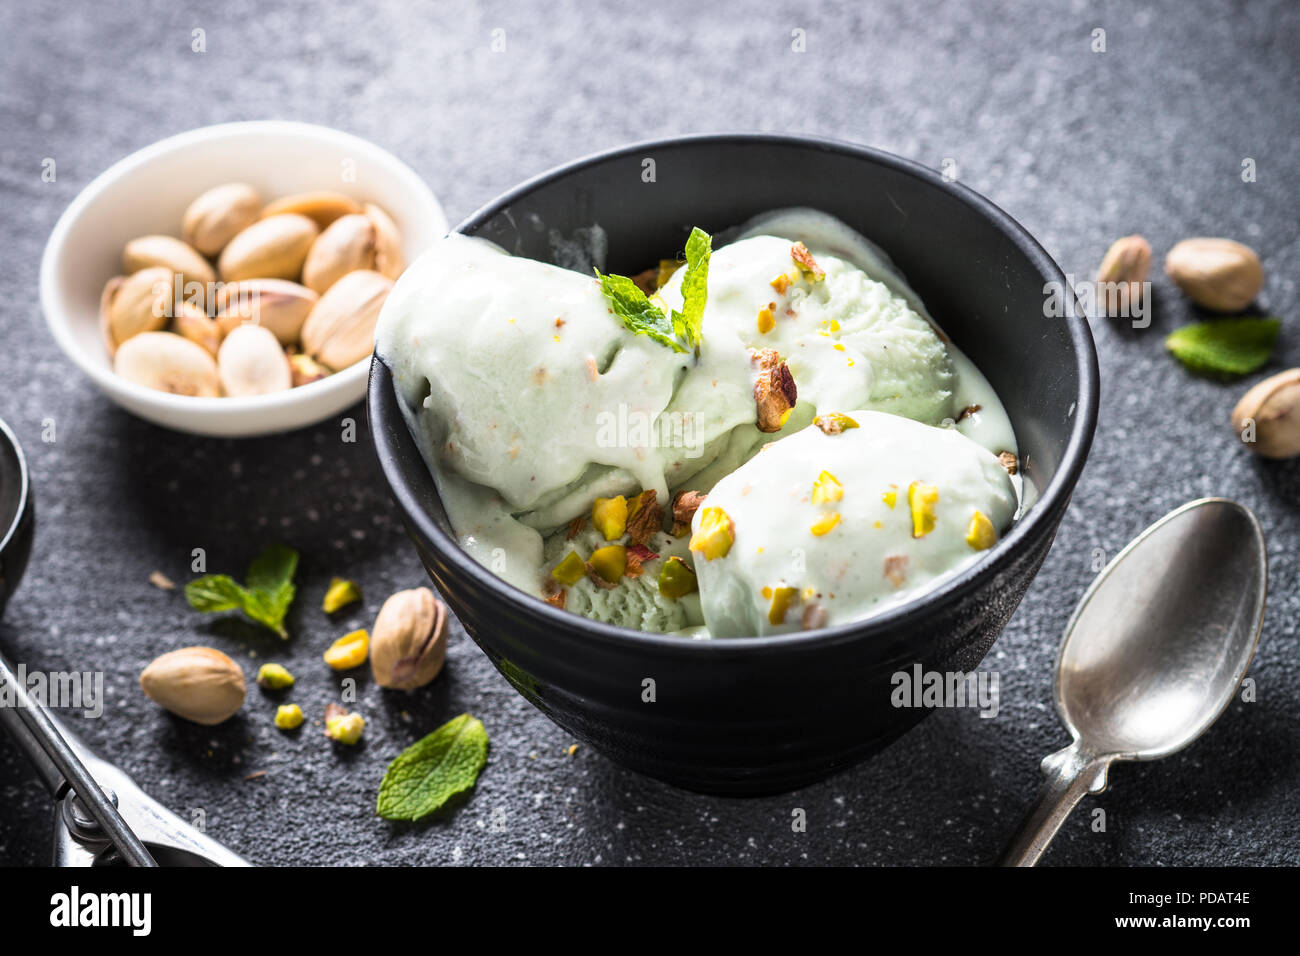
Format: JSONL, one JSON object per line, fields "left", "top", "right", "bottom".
{"left": 40, "top": 121, "right": 447, "bottom": 437}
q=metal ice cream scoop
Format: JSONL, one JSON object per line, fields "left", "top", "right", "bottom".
{"left": 1001, "top": 497, "right": 1266, "bottom": 866}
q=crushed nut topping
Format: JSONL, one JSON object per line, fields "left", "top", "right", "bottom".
{"left": 544, "top": 589, "right": 567, "bottom": 609}
{"left": 884, "top": 555, "right": 909, "bottom": 589}
{"left": 566, "top": 515, "right": 586, "bottom": 539}
{"left": 801, "top": 604, "right": 828, "bottom": 630}
{"left": 813, "top": 412, "right": 859, "bottom": 435}
{"left": 998, "top": 450, "right": 1019, "bottom": 476}
{"left": 791, "top": 242, "right": 825, "bottom": 280}
{"left": 625, "top": 489, "right": 663, "bottom": 546}
{"left": 750, "top": 347, "right": 797, "bottom": 432}
{"left": 672, "top": 490, "right": 707, "bottom": 524}
{"left": 625, "top": 543, "right": 659, "bottom": 578}
{"left": 957, "top": 403, "right": 982, "bottom": 421}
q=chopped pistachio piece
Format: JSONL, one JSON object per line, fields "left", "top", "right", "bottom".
{"left": 756, "top": 307, "right": 775, "bottom": 334}
{"left": 791, "top": 242, "right": 825, "bottom": 280}
{"left": 323, "top": 628, "right": 369, "bottom": 670}
{"left": 256, "top": 662, "right": 295, "bottom": 690}
{"left": 690, "top": 507, "right": 735, "bottom": 560}
{"left": 809, "top": 512, "right": 842, "bottom": 536}
{"left": 810, "top": 470, "right": 843, "bottom": 505}
{"left": 592, "top": 495, "right": 629, "bottom": 541}
{"left": 274, "top": 703, "right": 305, "bottom": 730}
{"left": 882, "top": 484, "right": 898, "bottom": 509}
{"left": 768, "top": 585, "right": 799, "bottom": 625}
{"left": 907, "top": 481, "right": 939, "bottom": 538}
{"left": 658, "top": 556, "right": 698, "bottom": 598}
{"left": 552, "top": 550, "right": 587, "bottom": 586}
{"left": 588, "top": 545, "right": 627, "bottom": 583}
{"left": 324, "top": 706, "right": 364, "bottom": 745}
{"left": 966, "top": 510, "right": 997, "bottom": 551}
{"left": 770, "top": 272, "right": 793, "bottom": 295}
{"left": 322, "top": 577, "right": 362, "bottom": 614}
{"left": 813, "top": 412, "right": 859, "bottom": 435}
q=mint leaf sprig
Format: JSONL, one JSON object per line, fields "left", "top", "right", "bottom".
{"left": 185, "top": 543, "right": 299, "bottom": 639}
{"left": 377, "top": 713, "right": 490, "bottom": 822}
{"left": 1165, "top": 316, "right": 1280, "bottom": 378}
{"left": 596, "top": 226, "right": 712, "bottom": 356}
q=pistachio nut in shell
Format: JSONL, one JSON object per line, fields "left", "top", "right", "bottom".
{"left": 217, "top": 212, "right": 320, "bottom": 282}
{"left": 171, "top": 300, "right": 221, "bottom": 356}
{"left": 122, "top": 234, "right": 216, "bottom": 310}
{"left": 1232, "top": 367, "right": 1300, "bottom": 459}
{"left": 364, "top": 203, "right": 405, "bottom": 279}
{"left": 1095, "top": 234, "right": 1151, "bottom": 315}
{"left": 260, "top": 190, "right": 362, "bottom": 229}
{"left": 300, "top": 269, "right": 393, "bottom": 371}
{"left": 100, "top": 266, "right": 175, "bottom": 354}
{"left": 370, "top": 587, "right": 448, "bottom": 690}
{"left": 183, "top": 182, "right": 262, "bottom": 257}
{"left": 214, "top": 278, "right": 318, "bottom": 345}
{"left": 301, "top": 213, "right": 378, "bottom": 294}
{"left": 217, "top": 323, "right": 292, "bottom": 397}
{"left": 1165, "top": 238, "right": 1263, "bottom": 313}
{"left": 115, "top": 331, "right": 221, "bottom": 396}
{"left": 139, "top": 646, "right": 246, "bottom": 725}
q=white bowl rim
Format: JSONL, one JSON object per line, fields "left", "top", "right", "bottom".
{"left": 39, "top": 120, "right": 447, "bottom": 426}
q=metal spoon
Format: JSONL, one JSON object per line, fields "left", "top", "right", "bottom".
{"left": 1000, "top": 497, "right": 1266, "bottom": 866}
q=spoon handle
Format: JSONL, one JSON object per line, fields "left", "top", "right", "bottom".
{"left": 1000, "top": 745, "right": 1110, "bottom": 867}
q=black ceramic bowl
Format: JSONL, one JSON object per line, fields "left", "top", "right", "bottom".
{"left": 369, "top": 134, "right": 1098, "bottom": 794}
{"left": 0, "top": 417, "right": 34, "bottom": 621}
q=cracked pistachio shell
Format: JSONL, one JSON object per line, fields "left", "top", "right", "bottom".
{"left": 140, "top": 646, "right": 245, "bottom": 725}
{"left": 217, "top": 213, "right": 319, "bottom": 282}
{"left": 183, "top": 182, "right": 262, "bottom": 257}
{"left": 122, "top": 234, "right": 216, "bottom": 310}
{"left": 100, "top": 266, "right": 174, "bottom": 355}
{"left": 369, "top": 587, "right": 447, "bottom": 690}
{"left": 364, "top": 203, "right": 404, "bottom": 279}
{"left": 299, "top": 269, "right": 392, "bottom": 371}
{"left": 261, "top": 190, "right": 362, "bottom": 229}
{"left": 217, "top": 323, "right": 292, "bottom": 397}
{"left": 114, "top": 331, "right": 220, "bottom": 397}
{"left": 171, "top": 300, "right": 221, "bottom": 356}
{"left": 301, "top": 213, "right": 378, "bottom": 294}
{"left": 214, "top": 278, "right": 318, "bottom": 345}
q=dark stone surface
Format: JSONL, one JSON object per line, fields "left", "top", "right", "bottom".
{"left": 0, "top": 0, "right": 1297, "bottom": 866}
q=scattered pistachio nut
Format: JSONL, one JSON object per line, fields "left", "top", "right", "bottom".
{"left": 122, "top": 234, "right": 216, "bottom": 309}
{"left": 588, "top": 545, "right": 627, "bottom": 584}
{"left": 217, "top": 324, "right": 293, "bottom": 397}
{"left": 256, "top": 662, "right": 295, "bottom": 690}
{"left": 657, "top": 556, "right": 697, "bottom": 598}
{"left": 592, "top": 495, "right": 629, "bottom": 540}
{"left": 552, "top": 551, "right": 587, "bottom": 586}
{"left": 1165, "top": 238, "right": 1263, "bottom": 313}
{"left": 809, "top": 511, "right": 842, "bottom": 536}
{"left": 813, "top": 412, "right": 858, "bottom": 435}
{"left": 299, "top": 268, "right": 393, "bottom": 370}
{"left": 115, "top": 331, "right": 221, "bottom": 397}
{"left": 1095, "top": 234, "right": 1151, "bottom": 315}
{"left": 274, "top": 703, "right": 305, "bottom": 730}
{"left": 218, "top": 212, "right": 320, "bottom": 282}
{"left": 907, "top": 481, "right": 939, "bottom": 538}
{"left": 690, "top": 507, "right": 735, "bottom": 560}
{"left": 966, "top": 510, "right": 997, "bottom": 551}
{"left": 370, "top": 587, "right": 448, "bottom": 691}
{"left": 139, "top": 646, "right": 246, "bottom": 725}
{"left": 751, "top": 348, "right": 797, "bottom": 432}
{"left": 323, "top": 703, "right": 365, "bottom": 744}
{"left": 214, "top": 278, "right": 318, "bottom": 345}
{"left": 810, "top": 470, "right": 843, "bottom": 505}
{"left": 671, "top": 490, "right": 706, "bottom": 524}
{"left": 1231, "top": 367, "right": 1300, "bottom": 459}
{"left": 323, "top": 629, "right": 370, "bottom": 670}
{"left": 261, "top": 190, "right": 363, "bottom": 229}
{"left": 100, "top": 266, "right": 175, "bottom": 354}
{"left": 183, "top": 182, "right": 262, "bottom": 257}
{"left": 322, "top": 577, "right": 362, "bottom": 614}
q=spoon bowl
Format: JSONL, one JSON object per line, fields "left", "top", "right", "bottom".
{"left": 1002, "top": 497, "right": 1266, "bottom": 866}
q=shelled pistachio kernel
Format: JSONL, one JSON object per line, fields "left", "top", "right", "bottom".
{"left": 323, "top": 629, "right": 369, "bottom": 670}
{"left": 552, "top": 551, "right": 587, "bottom": 586}
{"left": 882, "top": 484, "right": 898, "bottom": 509}
{"left": 657, "top": 556, "right": 697, "bottom": 598}
{"left": 589, "top": 545, "right": 627, "bottom": 583}
{"left": 809, "top": 512, "right": 841, "bottom": 536}
{"left": 592, "top": 495, "right": 629, "bottom": 540}
{"left": 274, "top": 703, "right": 305, "bottom": 730}
{"left": 690, "top": 507, "right": 735, "bottom": 560}
{"left": 757, "top": 307, "right": 775, "bottom": 334}
{"left": 811, "top": 470, "right": 843, "bottom": 505}
{"left": 324, "top": 707, "right": 364, "bottom": 744}
{"left": 768, "top": 586, "right": 799, "bottom": 625}
{"left": 966, "top": 510, "right": 997, "bottom": 551}
{"left": 322, "top": 577, "right": 362, "bottom": 613}
{"left": 256, "top": 662, "right": 295, "bottom": 690}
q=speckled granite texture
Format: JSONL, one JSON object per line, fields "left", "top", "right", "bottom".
{"left": 0, "top": 0, "right": 1297, "bottom": 866}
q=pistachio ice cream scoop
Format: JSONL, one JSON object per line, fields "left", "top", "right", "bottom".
{"left": 688, "top": 411, "right": 1017, "bottom": 638}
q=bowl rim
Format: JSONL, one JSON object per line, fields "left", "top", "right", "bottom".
{"left": 0, "top": 416, "right": 31, "bottom": 563}
{"left": 370, "top": 131, "right": 1099, "bottom": 657}
{"left": 39, "top": 119, "right": 447, "bottom": 425}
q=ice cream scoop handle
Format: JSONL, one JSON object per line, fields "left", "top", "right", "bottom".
{"left": 999, "top": 744, "right": 1111, "bottom": 867}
